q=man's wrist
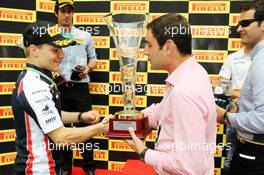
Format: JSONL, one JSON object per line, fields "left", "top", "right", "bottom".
{"left": 223, "top": 111, "right": 230, "bottom": 125}
{"left": 139, "top": 148, "right": 148, "bottom": 161}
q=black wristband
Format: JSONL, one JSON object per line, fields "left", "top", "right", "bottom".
{"left": 139, "top": 148, "right": 148, "bottom": 161}
{"left": 77, "top": 112, "right": 83, "bottom": 123}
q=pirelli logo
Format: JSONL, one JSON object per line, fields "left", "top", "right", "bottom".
{"left": 217, "top": 123, "right": 224, "bottom": 135}
{"left": 74, "top": 13, "right": 106, "bottom": 25}
{"left": 0, "top": 106, "right": 13, "bottom": 119}
{"left": 0, "top": 8, "right": 36, "bottom": 22}
{"left": 109, "top": 140, "right": 133, "bottom": 152}
{"left": 36, "top": 0, "right": 55, "bottom": 13}
{"left": 89, "top": 83, "right": 109, "bottom": 95}
{"left": 0, "top": 82, "right": 15, "bottom": 95}
{"left": 92, "top": 105, "right": 109, "bottom": 117}
{"left": 146, "top": 130, "right": 157, "bottom": 142}
{"left": 229, "top": 14, "right": 240, "bottom": 26}
{"left": 110, "top": 72, "right": 121, "bottom": 83}
{"left": 209, "top": 74, "right": 220, "bottom": 87}
{"left": 94, "top": 60, "right": 109, "bottom": 72}
{"left": 92, "top": 36, "right": 110, "bottom": 48}
{"left": 0, "top": 152, "right": 16, "bottom": 166}
{"left": 111, "top": 1, "right": 149, "bottom": 13}
{"left": 189, "top": 1, "right": 229, "bottom": 13}
{"left": 73, "top": 149, "right": 82, "bottom": 159}
{"left": 136, "top": 73, "right": 147, "bottom": 84}
{"left": 0, "top": 33, "right": 22, "bottom": 46}
{"left": 94, "top": 150, "right": 108, "bottom": 161}
{"left": 0, "top": 58, "right": 26, "bottom": 70}
{"left": 192, "top": 26, "right": 229, "bottom": 38}
{"left": 109, "top": 72, "right": 146, "bottom": 84}
{"left": 0, "top": 129, "right": 16, "bottom": 143}
{"left": 147, "top": 84, "right": 166, "bottom": 97}
{"left": 214, "top": 146, "right": 222, "bottom": 157}
{"left": 228, "top": 38, "right": 243, "bottom": 51}
{"left": 110, "top": 49, "right": 147, "bottom": 60}
{"left": 214, "top": 168, "right": 221, "bottom": 175}
{"left": 193, "top": 50, "right": 227, "bottom": 63}
{"left": 108, "top": 161, "right": 125, "bottom": 172}
{"left": 109, "top": 95, "right": 146, "bottom": 107}
{"left": 147, "top": 63, "right": 168, "bottom": 73}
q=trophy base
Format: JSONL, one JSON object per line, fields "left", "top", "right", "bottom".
{"left": 106, "top": 110, "right": 151, "bottom": 139}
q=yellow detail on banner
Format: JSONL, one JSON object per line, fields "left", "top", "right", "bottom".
{"left": 110, "top": 48, "right": 147, "bottom": 61}
{"left": 214, "top": 168, "right": 221, "bottom": 175}
{"left": 89, "top": 82, "right": 109, "bottom": 95}
{"left": 109, "top": 140, "right": 134, "bottom": 152}
{"left": 111, "top": 1, "right": 149, "bottom": 13}
{"left": 93, "top": 133, "right": 108, "bottom": 139}
{"left": 94, "top": 60, "right": 109, "bottom": 72}
{"left": 109, "top": 72, "right": 121, "bottom": 83}
{"left": 214, "top": 146, "right": 223, "bottom": 157}
{"left": 0, "top": 106, "right": 13, "bottom": 119}
{"left": 217, "top": 123, "right": 224, "bottom": 135}
{"left": 0, "top": 152, "right": 16, "bottom": 166}
{"left": 74, "top": 13, "right": 107, "bottom": 25}
{"left": 0, "top": 58, "right": 26, "bottom": 70}
{"left": 147, "top": 63, "right": 168, "bottom": 73}
{"left": 229, "top": 13, "right": 240, "bottom": 26}
{"left": 94, "top": 150, "right": 109, "bottom": 161}
{"left": 193, "top": 50, "right": 228, "bottom": 63}
{"left": 0, "top": 8, "right": 36, "bottom": 22}
{"left": 228, "top": 38, "right": 243, "bottom": 51}
{"left": 108, "top": 161, "right": 125, "bottom": 172}
{"left": 110, "top": 72, "right": 147, "bottom": 84}
{"left": 146, "top": 84, "right": 166, "bottom": 97}
{"left": 36, "top": 0, "right": 55, "bottom": 13}
{"left": 92, "top": 36, "right": 110, "bottom": 48}
{"left": 145, "top": 130, "right": 157, "bottom": 142}
{"left": 0, "top": 82, "right": 15, "bottom": 95}
{"left": 109, "top": 95, "right": 146, "bottom": 107}
{"left": 189, "top": 1, "right": 229, "bottom": 13}
{"left": 92, "top": 105, "right": 109, "bottom": 117}
{"left": 0, "top": 129, "right": 16, "bottom": 142}
{"left": 209, "top": 74, "right": 220, "bottom": 87}
{"left": 0, "top": 33, "right": 22, "bottom": 46}
{"left": 136, "top": 72, "right": 147, "bottom": 84}
{"left": 192, "top": 26, "right": 230, "bottom": 38}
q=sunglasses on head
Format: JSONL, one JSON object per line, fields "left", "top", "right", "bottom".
{"left": 237, "top": 19, "right": 257, "bottom": 28}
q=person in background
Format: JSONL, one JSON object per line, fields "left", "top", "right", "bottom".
{"left": 217, "top": 1, "right": 264, "bottom": 174}
{"left": 218, "top": 8, "right": 252, "bottom": 172}
{"left": 54, "top": 0, "right": 98, "bottom": 174}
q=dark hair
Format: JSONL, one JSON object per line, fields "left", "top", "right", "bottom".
{"left": 146, "top": 13, "right": 192, "bottom": 55}
{"left": 240, "top": 1, "right": 264, "bottom": 25}
{"left": 240, "top": 1, "right": 257, "bottom": 12}
{"left": 55, "top": 5, "right": 59, "bottom": 14}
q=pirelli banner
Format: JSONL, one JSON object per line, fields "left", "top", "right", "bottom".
{"left": 0, "top": 0, "right": 246, "bottom": 174}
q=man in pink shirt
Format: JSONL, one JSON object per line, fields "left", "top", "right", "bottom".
{"left": 126, "top": 13, "right": 217, "bottom": 175}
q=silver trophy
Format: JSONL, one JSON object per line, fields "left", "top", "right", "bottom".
{"left": 104, "top": 13, "right": 151, "bottom": 139}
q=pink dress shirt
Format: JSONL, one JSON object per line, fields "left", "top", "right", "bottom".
{"left": 143, "top": 56, "right": 216, "bottom": 175}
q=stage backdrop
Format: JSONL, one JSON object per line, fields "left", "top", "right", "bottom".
{"left": 0, "top": 0, "right": 246, "bottom": 174}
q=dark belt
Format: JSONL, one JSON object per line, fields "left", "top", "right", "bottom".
{"left": 238, "top": 135, "right": 264, "bottom": 146}
{"left": 59, "top": 82, "right": 88, "bottom": 88}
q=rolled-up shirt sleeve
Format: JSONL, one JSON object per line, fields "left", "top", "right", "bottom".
{"left": 142, "top": 103, "right": 161, "bottom": 129}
